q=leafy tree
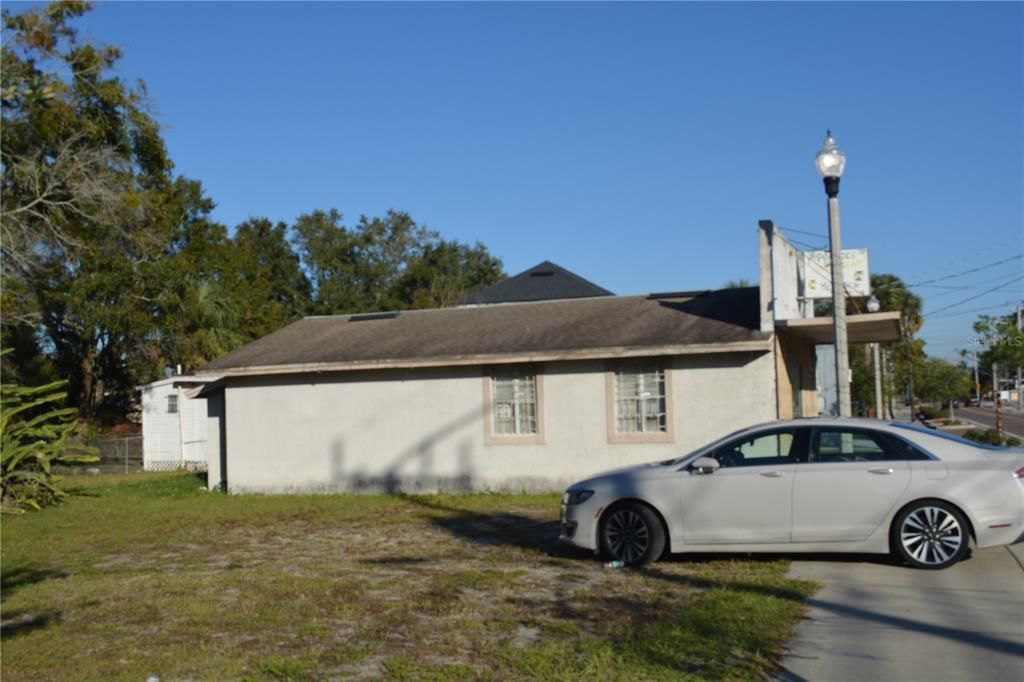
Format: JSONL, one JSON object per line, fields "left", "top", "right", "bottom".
{"left": 1, "top": 2, "right": 222, "bottom": 420}
{"left": 972, "top": 312, "right": 1024, "bottom": 389}
{"left": 294, "top": 209, "right": 503, "bottom": 314}
{"left": 394, "top": 240, "right": 504, "bottom": 309}
{"left": 916, "top": 358, "right": 973, "bottom": 420}
{"left": 845, "top": 274, "right": 924, "bottom": 416}
{"left": 227, "top": 217, "right": 311, "bottom": 339}
{"left": 1, "top": 2, "right": 506, "bottom": 426}
{"left": 722, "top": 278, "right": 754, "bottom": 289}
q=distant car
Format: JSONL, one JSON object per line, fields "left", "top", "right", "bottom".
{"left": 560, "top": 419, "right": 1024, "bottom": 570}
{"left": 967, "top": 396, "right": 981, "bottom": 407}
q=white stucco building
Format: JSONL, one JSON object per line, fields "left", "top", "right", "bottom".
{"left": 139, "top": 375, "right": 218, "bottom": 471}
{"left": 194, "top": 224, "right": 901, "bottom": 494}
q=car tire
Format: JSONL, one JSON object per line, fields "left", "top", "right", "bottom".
{"left": 890, "top": 500, "right": 970, "bottom": 570}
{"left": 600, "top": 502, "right": 666, "bottom": 567}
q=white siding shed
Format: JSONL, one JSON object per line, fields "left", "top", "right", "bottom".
{"left": 139, "top": 375, "right": 219, "bottom": 471}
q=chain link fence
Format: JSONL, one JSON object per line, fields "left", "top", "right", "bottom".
{"left": 56, "top": 434, "right": 208, "bottom": 475}
{"left": 56, "top": 435, "right": 142, "bottom": 474}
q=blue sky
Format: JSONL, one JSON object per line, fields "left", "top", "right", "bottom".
{"left": 24, "top": 1, "right": 1024, "bottom": 359}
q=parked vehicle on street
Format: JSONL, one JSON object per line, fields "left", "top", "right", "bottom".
{"left": 560, "top": 418, "right": 1024, "bottom": 569}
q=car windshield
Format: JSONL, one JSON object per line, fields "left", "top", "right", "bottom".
{"left": 890, "top": 422, "right": 1019, "bottom": 451}
{"left": 658, "top": 426, "right": 754, "bottom": 466}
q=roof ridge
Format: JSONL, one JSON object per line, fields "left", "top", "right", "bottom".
{"left": 302, "top": 293, "right": 651, "bottom": 319}
{"left": 541, "top": 260, "right": 614, "bottom": 296}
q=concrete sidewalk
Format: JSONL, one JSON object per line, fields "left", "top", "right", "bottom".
{"left": 778, "top": 546, "right": 1024, "bottom": 682}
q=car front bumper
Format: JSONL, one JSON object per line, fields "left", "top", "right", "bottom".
{"left": 558, "top": 495, "right": 602, "bottom": 552}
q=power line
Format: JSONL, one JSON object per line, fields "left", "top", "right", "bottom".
{"left": 778, "top": 226, "right": 828, "bottom": 239}
{"left": 924, "top": 301, "right": 1020, "bottom": 321}
{"left": 915, "top": 271, "right": 1024, "bottom": 300}
{"left": 787, "top": 237, "right": 828, "bottom": 251}
{"left": 923, "top": 276, "right": 1024, "bottom": 318}
{"left": 872, "top": 254, "right": 1023, "bottom": 292}
{"left": 901, "top": 235, "right": 1024, "bottom": 281}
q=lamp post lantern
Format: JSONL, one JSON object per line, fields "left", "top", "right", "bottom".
{"left": 816, "top": 131, "right": 852, "bottom": 417}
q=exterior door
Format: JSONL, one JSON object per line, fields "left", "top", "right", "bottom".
{"left": 791, "top": 427, "right": 911, "bottom": 542}
{"left": 681, "top": 428, "right": 804, "bottom": 544}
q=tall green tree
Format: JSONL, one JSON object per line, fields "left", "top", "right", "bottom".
{"left": 916, "top": 358, "right": 973, "bottom": 420}
{"left": 847, "top": 274, "right": 925, "bottom": 415}
{"left": 293, "top": 209, "right": 503, "bottom": 314}
{"left": 873, "top": 274, "right": 923, "bottom": 412}
{"left": 227, "top": 217, "right": 311, "bottom": 339}
{"left": 1, "top": 2, "right": 222, "bottom": 421}
{"left": 394, "top": 239, "right": 504, "bottom": 309}
{"left": 972, "top": 311, "right": 1024, "bottom": 396}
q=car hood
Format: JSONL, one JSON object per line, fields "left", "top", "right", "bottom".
{"left": 567, "top": 461, "right": 674, "bottom": 491}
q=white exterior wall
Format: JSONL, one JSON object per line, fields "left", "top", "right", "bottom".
{"left": 180, "top": 391, "right": 209, "bottom": 462}
{"left": 141, "top": 379, "right": 211, "bottom": 470}
{"left": 141, "top": 382, "right": 183, "bottom": 469}
{"left": 223, "top": 352, "right": 776, "bottom": 494}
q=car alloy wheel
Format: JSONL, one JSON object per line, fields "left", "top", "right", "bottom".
{"left": 601, "top": 503, "right": 666, "bottom": 567}
{"left": 893, "top": 501, "right": 968, "bottom": 569}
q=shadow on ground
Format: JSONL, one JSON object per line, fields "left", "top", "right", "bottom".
{"left": 1, "top": 566, "right": 68, "bottom": 639}
{"left": 395, "top": 493, "right": 583, "bottom": 559}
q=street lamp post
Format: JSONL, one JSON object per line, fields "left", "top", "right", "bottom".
{"left": 816, "top": 131, "right": 851, "bottom": 417}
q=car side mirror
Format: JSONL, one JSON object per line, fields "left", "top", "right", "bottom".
{"left": 690, "top": 456, "right": 720, "bottom": 475}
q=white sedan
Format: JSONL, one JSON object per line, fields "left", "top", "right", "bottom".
{"left": 559, "top": 419, "right": 1024, "bottom": 569}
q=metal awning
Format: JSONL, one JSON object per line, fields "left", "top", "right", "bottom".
{"left": 775, "top": 311, "right": 902, "bottom": 344}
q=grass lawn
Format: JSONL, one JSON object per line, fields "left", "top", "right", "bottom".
{"left": 2, "top": 473, "right": 817, "bottom": 681}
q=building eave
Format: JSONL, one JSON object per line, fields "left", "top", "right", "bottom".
{"left": 774, "top": 311, "right": 903, "bottom": 344}
{"left": 194, "top": 339, "right": 773, "bottom": 379}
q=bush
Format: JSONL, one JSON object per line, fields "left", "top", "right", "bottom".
{"left": 917, "top": 405, "right": 943, "bottom": 420}
{"left": 1, "top": 376, "right": 96, "bottom": 512}
{"left": 962, "top": 429, "right": 1022, "bottom": 447}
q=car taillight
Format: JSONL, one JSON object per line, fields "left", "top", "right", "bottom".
{"left": 1015, "top": 467, "right": 1024, "bottom": 479}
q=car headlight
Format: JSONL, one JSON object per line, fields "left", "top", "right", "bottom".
{"left": 564, "top": 490, "right": 594, "bottom": 505}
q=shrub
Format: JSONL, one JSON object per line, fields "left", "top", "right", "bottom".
{"left": 1, "top": 377, "right": 96, "bottom": 512}
{"left": 962, "top": 429, "right": 1022, "bottom": 448}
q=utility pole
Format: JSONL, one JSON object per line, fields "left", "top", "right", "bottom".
{"left": 873, "top": 343, "right": 883, "bottom": 419}
{"left": 1017, "top": 304, "right": 1022, "bottom": 411}
{"left": 993, "top": 362, "right": 1002, "bottom": 435}
{"left": 885, "top": 348, "right": 896, "bottom": 420}
{"left": 973, "top": 351, "right": 980, "bottom": 403}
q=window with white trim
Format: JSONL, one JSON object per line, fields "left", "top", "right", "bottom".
{"left": 614, "top": 364, "right": 667, "bottom": 434}
{"left": 491, "top": 368, "right": 538, "bottom": 436}
{"left": 167, "top": 394, "right": 179, "bottom": 414}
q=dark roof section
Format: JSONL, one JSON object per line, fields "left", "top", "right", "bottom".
{"left": 460, "top": 260, "right": 613, "bottom": 305}
{"left": 199, "top": 287, "right": 768, "bottom": 376}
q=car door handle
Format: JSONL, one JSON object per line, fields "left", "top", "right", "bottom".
{"left": 868, "top": 467, "right": 894, "bottom": 475}
{"left": 759, "top": 471, "right": 785, "bottom": 478}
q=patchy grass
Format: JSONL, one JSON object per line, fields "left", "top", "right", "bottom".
{"left": 2, "top": 473, "right": 817, "bottom": 680}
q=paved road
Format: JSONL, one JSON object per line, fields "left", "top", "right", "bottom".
{"left": 778, "top": 545, "right": 1024, "bottom": 682}
{"left": 956, "top": 405, "right": 1024, "bottom": 440}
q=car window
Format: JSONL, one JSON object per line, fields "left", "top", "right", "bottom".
{"left": 712, "top": 430, "right": 795, "bottom": 468}
{"left": 879, "top": 433, "right": 933, "bottom": 461}
{"left": 812, "top": 429, "right": 900, "bottom": 463}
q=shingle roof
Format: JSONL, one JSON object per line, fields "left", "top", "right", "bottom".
{"left": 459, "top": 261, "right": 613, "bottom": 305}
{"left": 199, "top": 287, "right": 769, "bottom": 377}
